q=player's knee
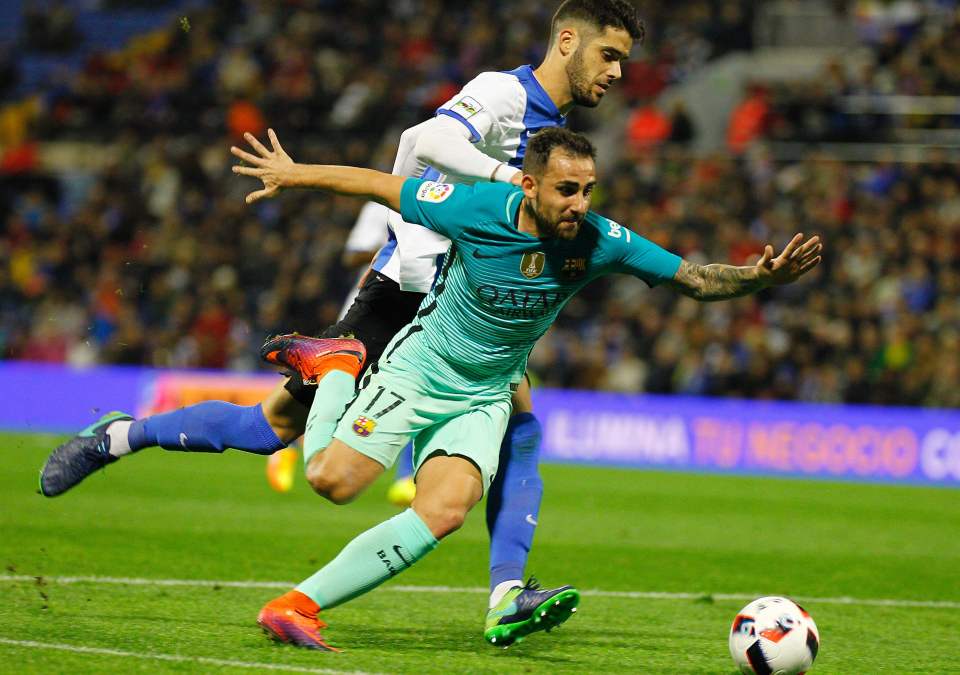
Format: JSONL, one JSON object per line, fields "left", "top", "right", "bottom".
{"left": 305, "top": 458, "right": 359, "bottom": 504}
{"left": 308, "top": 475, "right": 358, "bottom": 505}
{"left": 414, "top": 503, "right": 468, "bottom": 539}
{"left": 323, "top": 485, "right": 359, "bottom": 505}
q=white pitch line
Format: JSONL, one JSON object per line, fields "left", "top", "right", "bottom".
{"left": 0, "top": 574, "right": 291, "bottom": 589}
{"left": 2, "top": 574, "right": 959, "bottom": 610}
{"left": 0, "top": 638, "right": 376, "bottom": 674}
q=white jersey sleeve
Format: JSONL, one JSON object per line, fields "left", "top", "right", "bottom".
{"left": 436, "top": 71, "right": 527, "bottom": 173}
{"left": 413, "top": 115, "right": 505, "bottom": 183}
{"left": 372, "top": 66, "right": 565, "bottom": 293}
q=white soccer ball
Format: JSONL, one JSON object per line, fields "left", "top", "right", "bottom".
{"left": 729, "top": 596, "right": 820, "bottom": 675}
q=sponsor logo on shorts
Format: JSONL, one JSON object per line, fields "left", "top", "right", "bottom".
{"left": 520, "top": 251, "right": 545, "bottom": 279}
{"left": 352, "top": 415, "right": 377, "bottom": 437}
{"left": 451, "top": 96, "right": 483, "bottom": 118}
{"left": 416, "top": 181, "right": 454, "bottom": 203}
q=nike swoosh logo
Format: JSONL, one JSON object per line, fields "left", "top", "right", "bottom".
{"left": 179, "top": 433, "right": 189, "bottom": 448}
{"left": 525, "top": 514, "right": 538, "bottom": 526}
{"left": 392, "top": 545, "right": 412, "bottom": 567}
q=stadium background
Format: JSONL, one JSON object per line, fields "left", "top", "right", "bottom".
{"left": 2, "top": 0, "right": 959, "bottom": 483}
{"left": 1, "top": 2, "right": 960, "bottom": 672}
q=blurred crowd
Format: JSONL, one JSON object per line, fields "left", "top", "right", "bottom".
{"left": 765, "top": 2, "right": 960, "bottom": 145}
{"left": 1, "top": 0, "right": 958, "bottom": 408}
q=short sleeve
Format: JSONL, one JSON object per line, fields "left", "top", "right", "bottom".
{"left": 399, "top": 178, "right": 476, "bottom": 240}
{"left": 609, "top": 222, "right": 682, "bottom": 286}
{"left": 436, "top": 72, "right": 524, "bottom": 143}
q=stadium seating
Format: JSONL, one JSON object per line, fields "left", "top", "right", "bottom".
{"left": 1, "top": 0, "right": 957, "bottom": 407}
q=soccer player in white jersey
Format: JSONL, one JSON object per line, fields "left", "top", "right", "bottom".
{"left": 39, "top": 0, "right": 646, "bottom": 646}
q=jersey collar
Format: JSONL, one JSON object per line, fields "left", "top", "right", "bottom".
{"left": 506, "top": 188, "right": 524, "bottom": 228}
{"left": 506, "top": 65, "right": 565, "bottom": 122}
{"left": 523, "top": 65, "right": 564, "bottom": 121}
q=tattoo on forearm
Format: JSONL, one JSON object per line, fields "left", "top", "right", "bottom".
{"left": 670, "top": 260, "right": 765, "bottom": 301}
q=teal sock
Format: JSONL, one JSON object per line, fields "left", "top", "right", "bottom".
{"left": 303, "top": 369, "right": 357, "bottom": 467}
{"left": 295, "top": 508, "right": 438, "bottom": 609}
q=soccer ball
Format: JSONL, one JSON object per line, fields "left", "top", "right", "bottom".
{"left": 729, "top": 597, "right": 820, "bottom": 674}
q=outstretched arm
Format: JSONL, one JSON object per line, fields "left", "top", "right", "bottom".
{"left": 667, "top": 233, "right": 822, "bottom": 301}
{"left": 231, "top": 130, "right": 405, "bottom": 210}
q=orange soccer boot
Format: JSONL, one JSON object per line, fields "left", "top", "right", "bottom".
{"left": 257, "top": 590, "right": 339, "bottom": 651}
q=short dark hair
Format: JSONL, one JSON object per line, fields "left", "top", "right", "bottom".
{"left": 550, "top": 0, "right": 645, "bottom": 44}
{"left": 522, "top": 127, "right": 596, "bottom": 177}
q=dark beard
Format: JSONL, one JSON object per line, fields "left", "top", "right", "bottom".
{"left": 524, "top": 198, "right": 560, "bottom": 238}
{"left": 565, "top": 47, "right": 599, "bottom": 108}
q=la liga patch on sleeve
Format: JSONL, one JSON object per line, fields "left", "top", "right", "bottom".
{"left": 417, "top": 181, "right": 455, "bottom": 203}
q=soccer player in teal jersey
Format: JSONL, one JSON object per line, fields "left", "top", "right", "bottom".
{"left": 227, "top": 126, "right": 822, "bottom": 650}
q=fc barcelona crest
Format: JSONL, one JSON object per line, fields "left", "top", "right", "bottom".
{"left": 561, "top": 257, "right": 587, "bottom": 280}
{"left": 520, "top": 252, "right": 545, "bottom": 279}
{"left": 352, "top": 416, "right": 377, "bottom": 437}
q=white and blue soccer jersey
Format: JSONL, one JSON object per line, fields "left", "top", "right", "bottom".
{"left": 367, "top": 65, "right": 567, "bottom": 293}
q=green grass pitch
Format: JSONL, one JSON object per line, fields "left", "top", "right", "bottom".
{"left": 2, "top": 430, "right": 959, "bottom": 673}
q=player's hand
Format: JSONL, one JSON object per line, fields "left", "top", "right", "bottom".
{"left": 509, "top": 170, "right": 523, "bottom": 186}
{"left": 756, "top": 233, "right": 822, "bottom": 286}
{"left": 231, "top": 129, "right": 295, "bottom": 204}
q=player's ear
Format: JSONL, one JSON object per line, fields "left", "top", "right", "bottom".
{"left": 556, "top": 27, "right": 579, "bottom": 57}
{"left": 521, "top": 173, "right": 538, "bottom": 198}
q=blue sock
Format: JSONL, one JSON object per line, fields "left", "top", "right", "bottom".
{"left": 486, "top": 412, "right": 543, "bottom": 591}
{"left": 395, "top": 441, "right": 414, "bottom": 479}
{"left": 128, "top": 402, "right": 286, "bottom": 455}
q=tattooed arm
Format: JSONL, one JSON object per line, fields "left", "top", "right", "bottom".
{"left": 667, "top": 234, "right": 823, "bottom": 301}
{"left": 668, "top": 260, "right": 766, "bottom": 301}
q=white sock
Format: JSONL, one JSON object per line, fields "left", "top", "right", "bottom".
{"left": 107, "top": 420, "right": 134, "bottom": 457}
{"left": 489, "top": 579, "right": 522, "bottom": 608}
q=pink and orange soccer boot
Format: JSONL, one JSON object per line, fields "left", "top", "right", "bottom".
{"left": 257, "top": 590, "right": 339, "bottom": 651}
{"left": 260, "top": 334, "right": 366, "bottom": 383}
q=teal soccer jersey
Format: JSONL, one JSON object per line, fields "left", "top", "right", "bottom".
{"left": 331, "top": 177, "right": 682, "bottom": 486}
{"left": 394, "top": 178, "right": 682, "bottom": 390}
